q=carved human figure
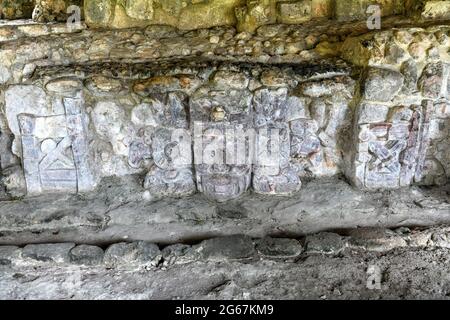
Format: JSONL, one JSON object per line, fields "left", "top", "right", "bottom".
{"left": 142, "top": 93, "right": 196, "bottom": 197}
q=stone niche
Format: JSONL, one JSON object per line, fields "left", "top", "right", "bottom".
{"left": 3, "top": 61, "right": 357, "bottom": 200}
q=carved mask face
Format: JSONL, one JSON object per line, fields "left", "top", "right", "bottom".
{"left": 196, "top": 163, "right": 251, "bottom": 202}
{"left": 194, "top": 125, "right": 252, "bottom": 202}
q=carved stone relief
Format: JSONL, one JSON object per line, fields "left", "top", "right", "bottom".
{"left": 18, "top": 94, "right": 95, "bottom": 194}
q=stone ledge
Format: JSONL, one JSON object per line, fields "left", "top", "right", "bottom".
{"left": 1, "top": 226, "right": 450, "bottom": 269}
{"left": 0, "top": 176, "right": 448, "bottom": 246}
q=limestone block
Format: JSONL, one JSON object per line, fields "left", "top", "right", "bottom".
{"left": 0, "top": 0, "right": 34, "bottom": 19}
{"left": 177, "top": 0, "right": 244, "bottom": 31}
{"left": 17, "top": 94, "right": 96, "bottom": 195}
{"left": 253, "top": 125, "right": 301, "bottom": 195}
{"left": 84, "top": 0, "right": 114, "bottom": 28}
{"left": 0, "top": 246, "right": 21, "bottom": 266}
{"left": 286, "top": 96, "right": 310, "bottom": 121}
{"left": 92, "top": 101, "right": 129, "bottom": 156}
{"left": 400, "top": 59, "right": 419, "bottom": 94}
{"left": 211, "top": 70, "right": 249, "bottom": 90}
{"left": 33, "top": 0, "right": 83, "bottom": 22}
{"left": 357, "top": 103, "right": 390, "bottom": 124}
{"left": 253, "top": 165, "right": 301, "bottom": 195}
{"left": 151, "top": 127, "right": 192, "bottom": 171}
{"left": 194, "top": 235, "right": 256, "bottom": 261}
{"left": 125, "top": 0, "right": 154, "bottom": 20}
{"left": 305, "top": 232, "right": 347, "bottom": 254}
{"left": 131, "top": 103, "right": 158, "bottom": 127}
{"left": 300, "top": 78, "right": 350, "bottom": 98}
{"left": 350, "top": 103, "right": 432, "bottom": 190}
{"left": 418, "top": 62, "right": 448, "bottom": 99}
{"left": 22, "top": 243, "right": 76, "bottom": 264}
{"left": 0, "top": 165, "right": 26, "bottom": 198}
{"left": 45, "top": 77, "right": 83, "bottom": 96}
{"left": 253, "top": 87, "right": 288, "bottom": 127}
{"left": 236, "top": 0, "right": 277, "bottom": 33}
{"left": 255, "top": 237, "right": 303, "bottom": 259}
{"left": 290, "top": 117, "right": 328, "bottom": 169}
{"left": 104, "top": 242, "right": 162, "bottom": 267}
{"left": 128, "top": 137, "right": 152, "bottom": 169}
{"left": 311, "top": 0, "right": 332, "bottom": 17}
{"left": 335, "top": 0, "right": 404, "bottom": 22}
{"left": 139, "top": 92, "right": 189, "bottom": 129}
{"left": 5, "top": 85, "right": 48, "bottom": 138}
{"left": 144, "top": 166, "right": 196, "bottom": 197}
{"left": 421, "top": 0, "right": 450, "bottom": 20}
{"left": 361, "top": 68, "right": 404, "bottom": 102}
{"left": 347, "top": 228, "right": 407, "bottom": 252}
{"left": 193, "top": 123, "right": 252, "bottom": 202}
{"left": 290, "top": 132, "right": 321, "bottom": 157}
{"left": 69, "top": 245, "right": 104, "bottom": 266}
{"left": 85, "top": 0, "right": 243, "bottom": 30}
{"left": 277, "top": 0, "right": 312, "bottom": 24}
{"left": 190, "top": 87, "right": 252, "bottom": 124}
{"left": 85, "top": 76, "right": 125, "bottom": 96}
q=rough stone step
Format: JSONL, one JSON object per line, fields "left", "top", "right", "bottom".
{"left": 3, "top": 226, "right": 450, "bottom": 299}
{"left": 2, "top": 226, "right": 450, "bottom": 269}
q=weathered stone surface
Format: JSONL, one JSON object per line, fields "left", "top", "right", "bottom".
{"left": 255, "top": 237, "right": 303, "bottom": 259}
{"left": 195, "top": 235, "right": 256, "bottom": 261}
{"left": 347, "top": 228, "right": 408, "bottom": 252}
{"left": 125, "top": 0, "right": 154, "bottom": 20}
{"left": 104, "top": 241, "right": 161, "bottom": 267}
{"left": 144, "top": 166, "right": 197, "bottom": 197}
{"left": 69, "top": 245, "right": 104, "bottom": 266}
{"left": 357, "top": 103, "right": 389, "bottom": 124}
{"left": 0, "top": 176, "right": 449, "bottom": 246}
{"left": 211, "top": 70, "right": 249, "bottom": 90}
{"left": 6, "top": 230, "right": 450, "bottom": 299}
{"left": 76, "top": 0, "right": 441, "bottom": 32}
{"left": 84, "top": 0, "right": 114, "bottom": 27}
{"left": 0, "top": 246, "right": 21, "bottom": 265}
{"left": 33, "top": 0, "right": 83, "bottom": 22}
{"left": 277, "top": 0, "right": 313, "bottom": 24}
{"left": 0, "top": 0, "right": 34, "bottom": 19}
{"left": 418, "top": 62, "right": 446, "bottom": 98}
{"left": 421, "top": 0, "right": 450, "bottom": 20}
{"left": 253, "top": 88, "right": 288, "bottom": 127}
{"left": 0, "top": 3, "right": 450, "bottom": 301}
{"left": 335, "top": 0, "right": 404, "bottom": 22}
{"left": 45, "top": 78, "right": 83, "bottom": 95}
{"left": 19, "top": 103, "right": 96, "bottom": 195}
{"left": 5, "top": 85, "right": 47, "bottom": 138}
{"left": 400, "top": 59, "right": 418, "bottom": 94}
{"left": 161, "top": 243, "right": 195, "bottom": 266}
{"left": 22, "top": 243, "right": 75, "bottom": 263}
{"left": 0, "top": 165, "right": 26, "bottom": 198}
{"left": 236, "top": 0, "right": 277, "bottom": 33}
{"left": 305, "top": 232, "right": 347, "bottom": 254}
{"left": 361, "top": 68, "right": 404, "bottom": 102}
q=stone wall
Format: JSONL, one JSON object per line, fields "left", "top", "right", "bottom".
{"left": 341, "top": 26, "right": 450, "bottom": 189}
{"left": 0, "top": 7, "right": 449, "bottom": 199}
{"left": 83, "top": 0, "right": 450, "bottom": 32}
{"left": 1, "top": 61, "right": 354, "bottom": 199}
{"left": 2, "top": 1, "right": 450, "bottom": 32}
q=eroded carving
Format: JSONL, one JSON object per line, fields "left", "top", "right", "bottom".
{"left": 19, "top": 95, "right": 95, "bottom": 194}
